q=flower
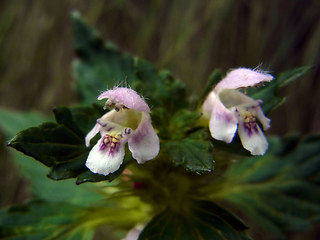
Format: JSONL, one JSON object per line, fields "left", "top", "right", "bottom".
{"left": 85, "top": 87, "right": 160, "bottom": 176}
{"left": 202, "top": 68, "right": 274, "bottom": 155}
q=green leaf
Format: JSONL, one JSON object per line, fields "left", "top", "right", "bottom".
{"left": 71, "top": 11, "right": 187, "bottom": 113}
{"left": 72, "top": 11, "right": 136, "bottom": 104}
{"left": 132, "top": 60, "right": 187, "bottom": 113}
{"left": 8, "top": 105, "right": 128, "bottom": 184}
{"left": 213, "top": 134, "right": 320, "bottom": 239}
{"left": 0, "top": 200, "right": 94, "bottom": 240}
{"left": 247, "top": 66, "right": 311, "bottom": 113}
{"left": 160, "top": 110, "right": 214, "bottom": 172}
{"left": 161, "top": 110, "right": 214, "bottom": 172}
{"left": 138, "top": 200, "right": 251, "bottom": 240}
{"left": 163, "top": 135, "right": 214, "bottom": 173}
{"left": 0, "top": 109, "right": 104, "bottom": 204}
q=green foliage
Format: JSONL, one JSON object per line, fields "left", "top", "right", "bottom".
{"left": 159, "top": 110, "right": 214, "bottom": 172}
{"left": 7, "top": 105, "right": 131, "bottom": 184}
{"left": 212, "top": 135, "right": 320, "bottom": 239}
{"left": 72, "top": 11, "right": 187, "bottom": 114}
{"left": 247, "top": 66, "right": 311, "bottom": 113}
{"left": 139, "top": 200, "right": 251, "bottom": 240}
{"left": 0, "top": 109, "right": 104, "bottom": 205}
{"left": 2, "top": 11, "right": 318, "bottom": 240}
{"left": 0, "top": 200, "right": 94, "bottom": 240}
{"left": 163, "top": 133, "right": 214, "bottom": 173}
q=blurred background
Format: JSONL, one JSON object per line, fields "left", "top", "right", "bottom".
{"left": 0, "top": 0, "right": 319, "bottom": 239}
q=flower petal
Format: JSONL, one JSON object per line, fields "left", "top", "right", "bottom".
{"left": 128, "top": 113, "right": 159, "bottom": 164}
{"left": 202, "top": 91, "right": 216, "bottom": 118}
{"left": 85, "top": 123, "right": 100, "bottom": 147}
{"left": 98, "top": 87, "right": 150, "bottom": 112}
{"left": 252, "top": 105, "right": 271, "bottom": 130}
{"left": 85, "top": 138, "right": 125, "bottom": 175}
{"left": 218, "top": 89, "right": 258, "bottom": 108}
{"left": 238, "top": 118, "right": 268, "bottom": 155}
{"left": 209, "top": 98, "right": 238, "bottom": 143}
{"left": 215, "top": 68, "right": 273, "bottom": 90}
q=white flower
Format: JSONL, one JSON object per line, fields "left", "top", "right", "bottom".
{"left": 85, "top": 87, "right": 160, "bottom": 176}
{"left": 202, "top": 68, "right": 274, "bottom": 155}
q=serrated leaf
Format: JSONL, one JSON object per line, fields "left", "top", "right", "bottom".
{"left": 161, "top": 110, "right": 214, "bottom": 172}
{"left": 213, "top": 134, "right": 320, "bottom": 239}
{"left": 0, "top": 200, "right": 94, "bottom": 240}
{"left": 247, "top": 66, "right": 311, "bottom": 113}
{"left": 8, "top": 106, "right": 127, "bottom": 184}
{"left": 71, "top": 11, "right": 187, "bottom": 113}
{"left": 138, "top": 200, "right": 251, "bottom": 240}
{"left": 163, "top": 137, "right": 214, "bottom": 173}
{"left": 0, "top": 109, "right": 104, "bottom": 205}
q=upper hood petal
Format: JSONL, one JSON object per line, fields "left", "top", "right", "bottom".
{"left": 98, "top": 87, "right": 150, "bottom": 112}
{"left": 215, "top": 68, "right": 273, "bottom": 91}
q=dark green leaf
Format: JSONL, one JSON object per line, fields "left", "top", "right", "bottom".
{"left": 71, "top": 11, "right": 187, "bottom": 113}
{"left": 0, "top": 200, "right": 94, "bottom": 240}
{"left": 214, "top": 134, "right": 320, "bottom": 239}
{"left": 132, "top": 59, "right": 187, "bottom": 113}
{"left": 163, "top": 137, "right": 214, "bottom": 173}
{"left": 8, "top": 105, "right": 127, "bottom": 184}
{"left": 72, "top": 11, "right": 136, "bottom": 104}
{"left": 0, "top": 109, "right": 104, "bottom": 205}
{"left": 138, "top": 200, "right": 251, "bottom": 240}
{"left": 160, "top": 110, "right": 214, "bottom": 172}
{"left": 247, "top": 66, "right": 311, "bottom": 113}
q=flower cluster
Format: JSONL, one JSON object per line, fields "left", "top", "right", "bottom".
{"left": 85, "top": 68, "right": 273, "bottom": 175}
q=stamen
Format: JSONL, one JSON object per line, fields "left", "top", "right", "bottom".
{"left": 104, "top": 98, "right": 128, "bottom": 112}
{"left": 239, "top": 111, "right": 259, "bottom": 136}
{"left": 124, "top": 128, "right": 131, "bottom": 135}
{"left": 98, "top": 126, "right": 131, "bottom": 156}
{"left": 100, "top": 133, "right": 123, "bottom": 156}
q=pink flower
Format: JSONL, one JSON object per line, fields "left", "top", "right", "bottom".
{"left": 202, "top": 68, "right": 274, "bottom": 155}
{"left": 85, "top": 87, "right": 159, "bottom": 176}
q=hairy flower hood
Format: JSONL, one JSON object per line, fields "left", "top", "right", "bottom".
{"left": 85, "top": 87, "right": 160, "bottom": 176}
{"left": 202, "top": 68, "right": 274, "bottom": 155}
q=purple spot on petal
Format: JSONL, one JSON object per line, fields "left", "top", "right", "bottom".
{"left": 124, "top": 128, "right": 132, "bottom": 135}
{"left": 224, "top": 113, "right": 235, "bottom": 123}
{"left": 99, "top": 134, "right": 122, "bottom": 156}
{"left": 97, "top": 120, "right": 107, "bottom": 127}
{"left": 243, "top": 119, "right": 259, "bottom": 137}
